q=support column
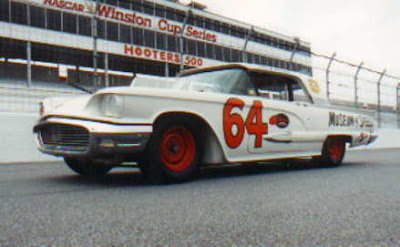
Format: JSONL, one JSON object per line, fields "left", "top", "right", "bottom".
{"left": 289, "top": 37, "right": 300, "bottom": 62}
{"left": 179, "top": 8, "right": 191, "bottom": 71}
{"left": 242, "top": 26, "right": 253, "bottom": 63}
{"left": 26, "top": 41, "right": 32, "bottom": 88}
{"left": 92, "top": 0, "right": 99, "bottom": 87}
{"left": 104, "top": 53, "right": 109, "bottom": 87}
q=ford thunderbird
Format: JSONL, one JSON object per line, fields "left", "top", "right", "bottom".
{"left": 33, "top": 63, "right": 377, "bottom": 183}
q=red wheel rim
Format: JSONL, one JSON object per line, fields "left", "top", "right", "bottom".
{"left": 328, "top": 139, "right": 344, "bottom": 160}
{"left": 160, "top": 126, "right": 195, "bottom": 172}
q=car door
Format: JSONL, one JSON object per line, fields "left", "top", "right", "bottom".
{"left": 245, "top": 72, "right": 324, "bottom": 159}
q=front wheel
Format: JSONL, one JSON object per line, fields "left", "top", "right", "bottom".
{"left": 318, "top": 138, "right": 346, "bottom": 167}
{"left": 139, "top": 122, "right": 200, "bottom": 184}
{"left": 64, "top": 158, "right": 112, "bottom": 178}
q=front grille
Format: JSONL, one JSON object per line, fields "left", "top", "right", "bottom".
{"left": 38, "top": 123, "right": 90, "bottom": 152}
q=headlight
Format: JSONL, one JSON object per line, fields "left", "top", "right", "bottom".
{"left": 100, "top": 94, "right": 124, "bottom": 117}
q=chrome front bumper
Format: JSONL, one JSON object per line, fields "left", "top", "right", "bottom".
{"left": 33, "top": 117, "right": 152, "bottom": 157}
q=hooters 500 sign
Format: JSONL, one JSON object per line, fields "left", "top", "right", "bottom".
{"left": 124, "top": 44, "right": 203, "bottom": 67}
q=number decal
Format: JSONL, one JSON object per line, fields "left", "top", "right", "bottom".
{"left": 223, "top": 98, "right": 245, "bottom": 148}
{"left": 223, "top": 98, "right": 268, "bottom": 148}
{"left": 245, "top": 100, "right": 268, "bottom": 147}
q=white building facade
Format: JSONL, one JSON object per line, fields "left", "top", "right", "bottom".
{"left": 0, "top": 0, "right": 312, "bottom": 86}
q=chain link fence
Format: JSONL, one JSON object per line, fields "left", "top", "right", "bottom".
{"left": 311, "top": 52, "right": 400, "bottom": 128}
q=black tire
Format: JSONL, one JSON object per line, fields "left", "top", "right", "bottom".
{"left": 318, "top": 138, "right": 346, "bottom": 167}
{"left": 64, "top": 158, "right": 112, "bottom": 178}
{"left": 139, "top": 121, "right": 200, "bottom": 184}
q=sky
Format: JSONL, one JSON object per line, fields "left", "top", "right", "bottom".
{"left": 193, "top": 0, "right": 400, "bottom": 77}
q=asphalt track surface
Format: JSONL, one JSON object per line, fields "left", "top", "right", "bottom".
{"left": 1, "top": 149, "right": 400, "bottom": 246}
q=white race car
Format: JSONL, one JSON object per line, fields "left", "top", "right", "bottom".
{"left": 33, "top": 63, "right": 377, "bottom": 183}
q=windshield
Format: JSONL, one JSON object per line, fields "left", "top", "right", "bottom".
{"left": 175, "top": 68, "right": 251, "bottom": 94}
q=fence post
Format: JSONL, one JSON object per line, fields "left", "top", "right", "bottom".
{"left": 325, "top": 52, "right": 336, "bottom": 100}
{"left": 354, "top": 61, "right": 363, "bottom": 108}
{"left": 377, "top": 69, "right": 386, "bottom": 128}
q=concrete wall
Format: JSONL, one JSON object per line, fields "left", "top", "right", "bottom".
{"left": 0, "top": 112, "right": 399, "bottom": 163}
{"left": 0, "top": 112, "right": 61, "bottom": 163}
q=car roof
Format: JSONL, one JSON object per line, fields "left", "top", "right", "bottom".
{"left": 178, "top": 63, "right": 329, "bottom": 105}
{"left": 178, "top": 63, "right": 310, "bottom": 80}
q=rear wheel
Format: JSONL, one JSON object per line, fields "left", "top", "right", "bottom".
{"left": 139, "top": 121, "right": 200, "bottom": 184}
{"left": 64, "top": 158, "right": 112, "bottom": 178}
{"left": 319, "top": 138, "right": 346, "bottom": 167}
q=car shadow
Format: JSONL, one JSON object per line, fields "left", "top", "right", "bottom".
{"left": 50, "top": 160, "right": 369, "bottom": 187}
{"left": 52, "top": 168, "right": 147, "bottom": 187}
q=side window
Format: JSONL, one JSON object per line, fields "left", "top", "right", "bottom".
{"left": 252, "top": 74, "right": 289, "bottom": 101}
{"left": 251, "top": 73, "right": 312, "bottom": 103}
{"left": 229, "top": 70, "right": 256, "bottom": 96}
{"left": 290, "top": 83, "right": 312, "bottom": 103}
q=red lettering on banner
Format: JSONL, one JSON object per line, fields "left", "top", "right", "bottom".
{"left": 98, "top": 4, "right": 113, "bottom": 16}
{"left": 43, "top": 0, "right": 217, "bottom": 43}
{"left": 158, "top": 19, "right": 182, "bottom": 35}
{"left": 174, "top": 54, "right": 180, "bottom": 63}
{"left": 98, "top": 4, "right": 151, "bottom": 28}
{"left": 123, "top": 44, "right": 203, "bottom": 67}
{"left": 186, "top": 25, "right": 217, "bottom": 42}
{"left": 124, "top": 44, "right": 134, "bottom": 55}
{"left": 167, "top": 53, "right": 173, "bottom": 62}
{"left": 152, "top": 50, "right": 159, "bottom": 59}
{"left": 135, "top": 47, "right": 142, "bottom": 56}
{"left": 144, "top": 49, "right": 151, "bottom": 57}
{"left": 125, "top": 13, "right": 134, "bottom": 23}
{"left": 160, "top": 51, "right": 166, "bottom": 60}
{"left": 43, "top": 0, "right": 84, "bottom": 12}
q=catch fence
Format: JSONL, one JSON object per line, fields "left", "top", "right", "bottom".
{"left": 311, "top": 52, "right": 400, "bottom": 128}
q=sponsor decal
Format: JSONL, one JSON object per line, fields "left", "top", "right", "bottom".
{"left": 329, "top": 112, "right": 358, "bottom": 127}
{"left": 308, "top": 79, "right": 320, "bottom": 93}
{"left": 329, "top": 112, "right": 374, "bottom": 128}
{"left": 42, "top": 0, "right": 218, "bottom": 43}
{"left": 269, "top": 114, "right": 290, "bottom": 129}
{"left": 123, "top": 44, "right": 203, "bottom": 67}
{"left": 223, "top": 98, "right": 268, "bottom": 148}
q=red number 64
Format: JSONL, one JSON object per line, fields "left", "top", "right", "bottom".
{"left": 223, "top": 98, "right": 268, "bottom": 149}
